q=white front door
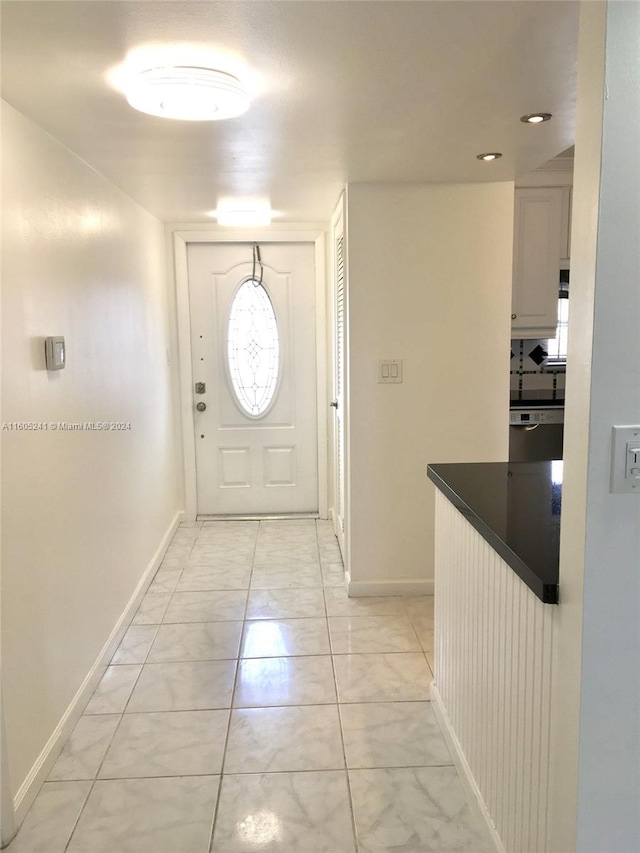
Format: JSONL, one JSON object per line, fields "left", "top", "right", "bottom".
{"left": 187, "top": 241, "right": 318, "bottom": 516}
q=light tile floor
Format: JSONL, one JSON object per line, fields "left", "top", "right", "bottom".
{"left": 8, "top": 520, "right": 489, "bottom": 853}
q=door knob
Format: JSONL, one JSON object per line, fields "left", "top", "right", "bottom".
{"left": 196, "top": 402, "right": 207, "bottom": 412}
{"left": 330, "top": 400, "right": 338, "bottom": 409}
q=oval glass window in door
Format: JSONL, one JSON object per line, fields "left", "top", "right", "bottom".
{"left": 227, "top": 278, "right": 280, "bottom": 417}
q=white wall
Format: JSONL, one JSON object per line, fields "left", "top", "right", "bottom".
{"left": 549, "top": 3, "right": 640, "bottom": 851}
{"left": 345, "top": 183, "right": 512, "bottom": 589}
{"left": 0, "top": 102, "right": 182, "bottom": 800}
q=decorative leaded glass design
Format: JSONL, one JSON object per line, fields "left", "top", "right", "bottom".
{"left": 227, "top": 278, "right": 280, "bottom": 417}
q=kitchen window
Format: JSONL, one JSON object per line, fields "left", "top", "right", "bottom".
{"left": 545, "top": 274, "right": 569, "bottom": 365}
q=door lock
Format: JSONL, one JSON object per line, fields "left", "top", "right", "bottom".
{"left": 330, "top": 400, "right": 339, "bottom": 409}
{"left": 196, "top": 402, "right": 207, "bottom": 412}
{"left": 195, "top": 382, "right": 206, "bottom": 394}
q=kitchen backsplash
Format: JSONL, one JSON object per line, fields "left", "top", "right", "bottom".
{"left": 510, "top": 338, "right": 566, "bottom": 402}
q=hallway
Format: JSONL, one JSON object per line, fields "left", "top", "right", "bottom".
{"left": 7, "top": 520, "right": 488, "bottom": 852}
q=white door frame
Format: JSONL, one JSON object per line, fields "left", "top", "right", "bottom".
{"left": 171, "top": 227, "right": 328, "bottom": 521}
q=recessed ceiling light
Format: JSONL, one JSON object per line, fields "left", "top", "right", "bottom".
{"left": 476, "top": 152, "right": 502, "bottom": 161}
{"left": 125, "top": 66, "right": 250, "bottom": 120}
{"left": 520, "top": 113, "right": 552, "bottom": 124}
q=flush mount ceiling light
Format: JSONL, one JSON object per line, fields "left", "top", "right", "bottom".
{"left": 125, "top": 66, "right": 250, "bottom": 120}
{"left": 476, "top": 152, "right": 502, "bottom": 161}
{"left": 520, "top": 113, "right": 553, "bottom": 124}
{"left": 211, "top": 201, "right": 272, "bottom": 227}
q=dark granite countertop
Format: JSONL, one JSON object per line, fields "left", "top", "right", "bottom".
{"left": 427, "top": 461, "right": 561, "bottom": 604}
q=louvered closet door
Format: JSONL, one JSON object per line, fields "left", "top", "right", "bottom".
{"left": 334, "top": 217, "right": 346, "bottom": 553}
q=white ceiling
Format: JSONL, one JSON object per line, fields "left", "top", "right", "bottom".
{"left": 0, "top": 0, "right": 579, "bottom": 224}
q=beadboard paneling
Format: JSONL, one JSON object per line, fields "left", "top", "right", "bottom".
{"left": 434, "top": 491, "right": 554, "bottom": 853}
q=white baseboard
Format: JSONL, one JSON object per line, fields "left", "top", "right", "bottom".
{"left": 11, "top": 510, "right": 184, "bottom": 830}
{"left": 430, "top": 682, "right": 505, "bottom": 853}
{"left": 346, "top": 577, "right": 434, "bottom": 597}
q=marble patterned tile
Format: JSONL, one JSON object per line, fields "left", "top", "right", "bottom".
{"left": 324, "top": 587, "right": 406, "bottom": 617}
{"left": 321, "top": 562, "right": 345, "bottom": 587}
{"left": 426, "top": 650, "right": 435, "bottom": 674}
{"left": 241, "top": 619, "right": 330, "bottom": 658}
{"left": 333, "top": 654, "right": 432, "bottom": 703}
{"left": 159, "top": 553, "right": 189, "bottom": 569}
{"left": 258, "top": 519, "right": 316, "bottom": 535}
{"left": 163, "top": 590, "right": 248, "bottom": 623}
{"left": 147, "top": 621, "right": 243, "bottom": 663}
{"left": 67, "top": 776, "right": 220, "bottom": 853}
{"left": 48, "top": 715, "right": 120, "bottom": 781}
{"left": 201, "top": 520, "right": 258, "bottom": 536}
{"left": 147, "top": 568, "right": 182, "bottom": 595}
{"left": 234, "top": 656, "right": 337, "bottom": 707}
{"left": 164, "top": 540, "right": 194, "bottom": 555}
{"left": 319, "top": 542, "right": 342, "bottom": 562}
{"left": 250, "top": 563, "right": 323, "bottom": 590}
{"left": 246, "top": 588, "right": 326, "bottom": 620}
{"left": 111, "top": 625, "right": 158, "bottom": 665}
{"left": 253, "top": 544, "right": 320, "bottom": 564}
{"left": 126, "top": 660, "right": 236, "bottom": 712}
{"left": 211, "top": 771, "right": 356, "bottom": 852}
{"left": 7, "top": 781, "right": 91, "bottom": 853}
{"left": 99, "top": 710, "right": 229, "bottom": 778}
{"left": 173, "top": 533, "right": 200, "bottom": 545}
{"left": 328, "top": 615, "right": 422, "bottom": 654}
{"left": 131, "top": 592, "right": 171, "bottom": 626}
{"left": 349, "top": 766, "right": 489, "bottom": 852}
{"left": 193, "top": 537, "right": 256, "bottom": 551}
{"left": 413, "top": 616, "right": 434, "bottom": 652}
{"left": 225, "top": 705, "right": 345, "bottom": 773}
{"left": 188, "top": 545, "right": 254, "bottom": 568}
{"left": 403, "top": 595, "right": 434, "bottom": 622}
{"left": 340, "top": 702, "right": 452, "bottom": 769}
{"left": 84, "top": 665, "right": 141, "bottom": 714}
{"left": 256, "top": 537, "right": 318, "bottom": 549}
{"left": 177, "top": 564, "right": 252, "bottom": 592}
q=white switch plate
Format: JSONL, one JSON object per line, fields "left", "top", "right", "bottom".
{"left": 610, "top": 425, "right": 640, "bottom": 494}
{"left": 378, "top": 359, "right": 403, "bottom": 384}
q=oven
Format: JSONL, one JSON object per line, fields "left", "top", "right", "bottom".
{"left": 509, "top": 405, "right": 564, "bottom": 462}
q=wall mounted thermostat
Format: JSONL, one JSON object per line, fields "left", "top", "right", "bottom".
{"left": 44, "top": 336, "right": 66, "bottom": 371}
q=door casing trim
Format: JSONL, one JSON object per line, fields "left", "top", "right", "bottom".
{"left": 170, "top": 227, "right": 328, "bottom": 521}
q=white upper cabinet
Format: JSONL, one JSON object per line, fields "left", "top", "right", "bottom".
{"left": 512, "top": 187, "right": 564, "bottom": 339}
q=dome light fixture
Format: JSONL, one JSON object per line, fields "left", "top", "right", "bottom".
{"left": 476, "top": 152, "right": 502, "bottom": 161}
{"left": 125, "top": 66, "right": 250, "bottom": 120}
{"left": 520, "top": 112, "right": 553, "bottom": 124}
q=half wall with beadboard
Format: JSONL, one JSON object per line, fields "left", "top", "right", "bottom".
{"left": 431, "top": 491, "right": 555, "bottom": 853}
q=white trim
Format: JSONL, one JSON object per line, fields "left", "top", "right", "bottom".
{"left": 313, "top": 232, "right": 328, "bottom": 520}
{"left": 170, "top": 226, "right": 329, "bottom": 521}
{"left": 346, "top": 574, "right": 434, "bottom": 597}
{"left": 515, "top": 169, "right": 574, "bottom": 188}
{"left": 173, "top": 233, "right": 198, "bottom": 520}
{"left": 430, "top": 682, "right": 505, "bottom": 853}
{"left": 1, "top": 686, "right": 16, "bottom": 848}
{"left": 11, "top": 510, "right": 183, "bottom": 828}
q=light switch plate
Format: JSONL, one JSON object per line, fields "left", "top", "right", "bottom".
{"left": 44, "top": 336, "right": 65, "bottom": 371}
{"left": 378, "top": 359, "right": 403, "bottom": 384}
{"left": 610, "top": 425, "right": 640, "bottom": 493}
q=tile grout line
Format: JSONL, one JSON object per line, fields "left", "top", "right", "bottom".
{"left": 321, "top": 520, "right": 359, "bottom": 853}
{"left": 206, "top": 521, "right": 259, "bottom": 853}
